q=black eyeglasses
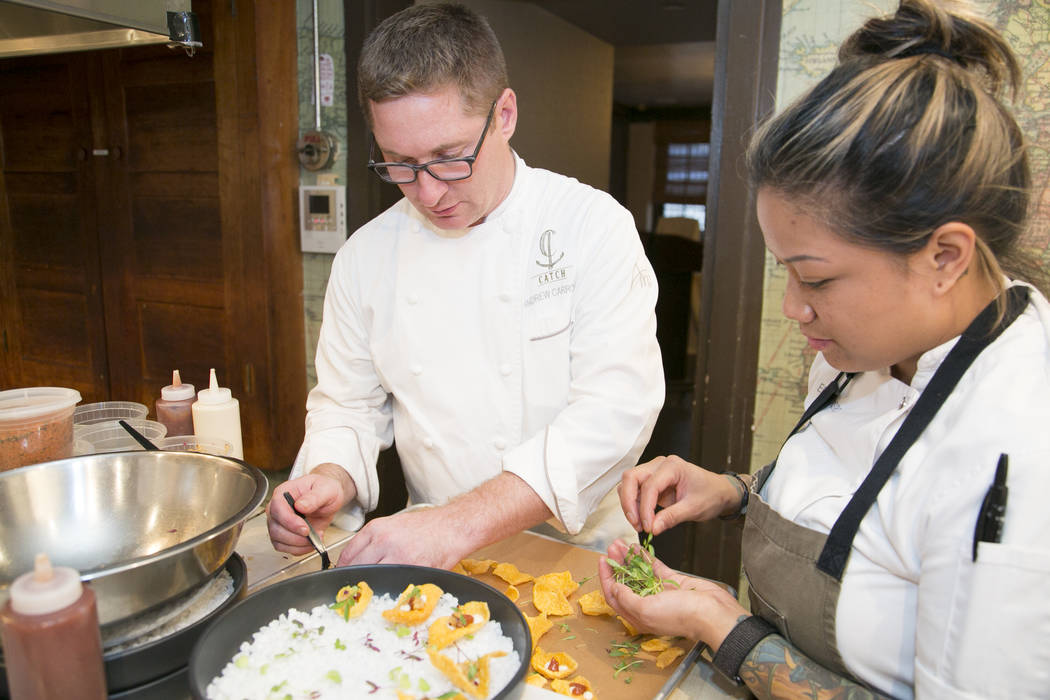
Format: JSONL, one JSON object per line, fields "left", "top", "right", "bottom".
{"left": 367, "top": 101, "right": 497, "bottom": 184}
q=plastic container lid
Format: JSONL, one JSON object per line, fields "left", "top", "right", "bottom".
{"left": 10, "top": 553, "right": 82, "bottom": 616}
{"left": 0, "top": 388, "right": 81, "bottom": 425}
{"left": 76, "top": 419, "right": 168, "bottom": 453}
{"left": 160, "top": 369, "right": 195, "bottom": 401}
{"left": 73, "top": 401, "right": 149, "bottom": 426}
{"left": 195, "top": 368, "right": 233, "bottom": 405}
{"left": 156, "top": 435, "right": 233, "bottom": 456}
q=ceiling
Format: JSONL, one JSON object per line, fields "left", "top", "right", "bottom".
{"left": 522, "top": 0, "right": 719, "bottom": 108}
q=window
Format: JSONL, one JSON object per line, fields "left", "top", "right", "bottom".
{"left": 661, "top": 203, "right": 706, "bottom": 232}
{"left": 653, "top": 121, "right": 710, "bottom": 232}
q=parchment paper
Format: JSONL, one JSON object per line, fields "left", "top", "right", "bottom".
{"left": 467, "top": 531, "right": 702, "bottom": 699}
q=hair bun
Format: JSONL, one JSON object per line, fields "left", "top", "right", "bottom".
{"left": 838, "top": 0, "right": 1020, "bottom": 98}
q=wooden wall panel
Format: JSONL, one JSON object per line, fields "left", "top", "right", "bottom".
{"left": 137, "top": 301, "right": 224, "bottom": 392}
{"left": 7, "top": 186, "right": 81, "bottom": 269}
{"left": 1, "top": 0, "right": 306, "bottom": 468}
{"left": 130, "top": 194, "right": 223, "bottom": 280}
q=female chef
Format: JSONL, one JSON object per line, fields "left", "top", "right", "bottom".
{"left": 599, "top": 1, "right": 1050, "bottom": 697}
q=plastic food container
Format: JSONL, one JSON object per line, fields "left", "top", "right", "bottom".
{"left": 76, "top": 419, "right": 167, "bottom": 454}
{"left": 0, "top": 387, "right": 82, "bottom": 471}
{"left": 155, "top": 435, "right": 233, "bottom": 457}
{"left": 74, "top": 401, "right": 149, "bottom": 426}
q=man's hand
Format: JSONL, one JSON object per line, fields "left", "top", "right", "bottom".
{"left": 619, "top": 456, "right": 739, "bottom": 535}
{"left": 267, "top": 463, "right": 357, "bottom": 555}
{"left": 335, "top": 507, "right": 471, "bottom": 569}
{"left": 337, "top": 472, "right": 552, "bottom": 569}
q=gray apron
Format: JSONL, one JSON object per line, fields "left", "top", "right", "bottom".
{"left": 741, "top": 286, "right": 1029, "bottom": 683}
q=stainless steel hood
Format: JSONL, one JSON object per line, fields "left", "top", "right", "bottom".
{"left": 0, "top": 0, "right": 201, "bottom": 58}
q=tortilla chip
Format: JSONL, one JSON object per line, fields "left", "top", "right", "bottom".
{"left": 577, "top": 589, "right": 616, "bottom": 617}
{"left": 427, "top": 601, "right": 490, "bottom": 649}
{"left": 656, "top": 645, "right": 685, "bottom": 669}
{"left": 525, "top": 612, "right": 553, "bottom": 650}
{"left": 640, "top": 637, "right": 672, "bottom": 653}
{"left": 505, "top": 584, "right": 519, "bottom": 602}
{"left": 427, "top": 647, "right": 504, "bottom": 699}
{"left": 617, "top": 616, "right": 638, "bottom": 636}
{"left": 382, "top": 583, "right": 443, "bottom": 626}
{"left": 460, "top": 558, "right": 496, "bottom": 575}
{"left": 451, "top": 561, "right": 469, "bottom": 575}
{"left": 551, "top": 675, "right": 595, "bottom": 697}
{"left": 332, "top": 581, "right": 373, "bottom": 620}
{"left": 533, "top": 581, "right": 573, "bottom": 616}
{"left": 530, "top": 647, "right": 578, "bottom": 679}
{"left": 533, "top": 570, "right": 579, "bottom": 597}
{"left": 492, "top": 562, "right": 534, "bottom": 585}
{"left": 524, "top": 672, "right": 548, "bottom": 688}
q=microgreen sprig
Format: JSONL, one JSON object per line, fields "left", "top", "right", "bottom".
{"left": 605, "top": 532, "right": 679, "bottom": 597}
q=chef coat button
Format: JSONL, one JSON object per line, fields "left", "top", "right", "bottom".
{"left": 500, "top": 364, "right": 512, "bottom": 376}
{"left": 407, "top": 293, "right": 419, "bottom": 305}
{"left": 493, "top": 437, "right": 507, "bottom": 450}
{"left": 410, "top": 364, "right": 423, "bottom": 376}
{"left": 423, "top": 437, "right": 434, "bottom": 449}
{"left": 412, "top": 222, "right": 421, "bottom": 233}
{"left": 499, "top": 292, "right": 512, "bottom": 303}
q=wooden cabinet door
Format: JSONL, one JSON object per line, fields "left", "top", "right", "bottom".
{"left": 0, "top": 55, "right": 110, "bottom": 400}
{"left": 0, "top": 0, "right": 305, "bottom": 468}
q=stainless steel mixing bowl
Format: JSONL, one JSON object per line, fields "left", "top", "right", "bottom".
{"left": 0, "top": 451, "right": 266, "bottom": 628}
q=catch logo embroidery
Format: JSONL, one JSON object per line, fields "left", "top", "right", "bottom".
{"left": 535, "top": 229, "right": 564, "bottom": 269}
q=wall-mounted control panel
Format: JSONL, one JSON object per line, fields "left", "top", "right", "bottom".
{"left": 299, "top": 185, "right": 347, "bottom": 254}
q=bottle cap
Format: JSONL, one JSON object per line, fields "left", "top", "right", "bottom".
{"left": 161, "top": 369, "right": 195, "bottom": 401}
{"left": 196, "top": 368, "right": 233, "bottom": 405}
{"left": 10, "top": 553, "right": 83, "bottom": 616}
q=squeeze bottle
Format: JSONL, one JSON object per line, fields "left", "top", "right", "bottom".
{"left": 0, "top": 554, "right": 107, "bottom": 700}
{"left": 192, "top": 368, "right": 244, "bottom": 459}
{"left": 155, "top": 369, "right": 196, "bottom": 437}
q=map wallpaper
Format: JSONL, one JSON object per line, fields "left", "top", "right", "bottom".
{"left": 748, "top": 0, "right": 1050, "bottom": 471}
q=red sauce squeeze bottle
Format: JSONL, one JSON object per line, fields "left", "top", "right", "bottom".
{"left": 0, "top": 553, "right": 106, "bottom": 699}
{"left": 155, "top": 369, "right": 196, "bottom": 437}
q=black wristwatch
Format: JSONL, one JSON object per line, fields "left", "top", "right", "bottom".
{"left": 710, "top": 615, "right": 777, "bottom": 684}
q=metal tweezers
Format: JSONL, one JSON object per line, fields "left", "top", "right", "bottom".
{"left": 282, "top": 492, "right": 331, "bottom": 570}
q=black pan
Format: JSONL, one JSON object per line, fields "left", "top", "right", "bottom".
{"left": 189, "top": 564, "right": 531, "bottom": 699}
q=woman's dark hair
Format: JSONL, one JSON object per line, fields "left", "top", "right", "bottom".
{"left": 747, "top": 0, "right": 1042, "bottom": 295}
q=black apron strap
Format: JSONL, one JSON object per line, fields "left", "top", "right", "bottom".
{"left": 754, "top": 371, "right": 856, "bottom": 492}
{"left": 816, "top": 285, "right": 1031, "bottom": 579}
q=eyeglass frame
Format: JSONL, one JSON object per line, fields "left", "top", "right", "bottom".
{"left": 366, "top": 100, "right": 498, "bottom": 184}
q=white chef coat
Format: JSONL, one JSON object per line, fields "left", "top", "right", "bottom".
{"left": 292, "top": 153, "right": 665, "bottom": 550}
{"left": 763, "top": 281, "right": 1050, "bottom": 698}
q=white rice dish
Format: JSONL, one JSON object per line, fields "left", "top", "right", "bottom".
{"left": 206, "top": 587, "right": 520, "bottom": 699}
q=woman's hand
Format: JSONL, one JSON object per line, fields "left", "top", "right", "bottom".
{"left": 619, "top": 456, "right": 741, "bottom": 535}
{"left": 598, "top": 539, "right": 746, "bottom": 649}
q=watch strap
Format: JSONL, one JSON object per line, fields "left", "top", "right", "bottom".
{"left": 718, "top": 471, "right": 750, "bottom": 520}
{"left": 710, "top": 615, "right": 777, "bottom": 684}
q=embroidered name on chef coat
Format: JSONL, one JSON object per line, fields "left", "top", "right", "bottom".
{"left": 526, "top": 229, "right": 574, "bottom": 307}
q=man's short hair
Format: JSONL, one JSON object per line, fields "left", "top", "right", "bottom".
{"left": 357, "top": 2, "right": 509, "bottom": 125}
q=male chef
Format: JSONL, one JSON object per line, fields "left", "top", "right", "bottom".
{"left": 267, "top": 2, "right": 664, "bottom": 568}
